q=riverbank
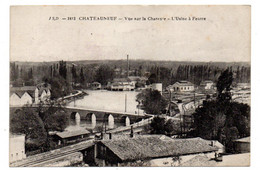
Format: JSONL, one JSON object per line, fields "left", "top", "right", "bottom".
{"left": 57, "top": 90, "right": 88, "bottom": 105}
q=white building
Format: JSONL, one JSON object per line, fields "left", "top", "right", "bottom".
{"left": 167, "top": 81, "right": 194, "bottom": 92}
{"left": 200, "top": 80, "right": 214, "bottom": 90}
{"left": 91, "top": 82, "right": 101, "bottom": 90}
{"left": 107, "top": 78, "right": 135, "bottom": 91}
{"left": 9, "top": 134, "right": 26, "bottom": 163}
{"left": 10, "top": 85, "right": 51, "bottom": 106}
{"left": 148, "top": 83, "right": 163, "bottom": 94}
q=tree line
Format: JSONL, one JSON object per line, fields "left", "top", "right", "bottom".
{"left": 10, "top": 61, "right": 250, "bottom": 98}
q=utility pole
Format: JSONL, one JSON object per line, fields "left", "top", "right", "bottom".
{"left": 168, "top": 90, "right": 172, "bottom": 115}
{"left": 125, "top": 94, "right": 127, "bottom": 112}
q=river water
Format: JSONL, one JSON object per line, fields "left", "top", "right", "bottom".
{"left": 65, "top": 90, "right": 143, "bottom": 131}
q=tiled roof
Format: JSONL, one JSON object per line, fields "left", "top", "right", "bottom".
{"left": 56, "top": 129, "right": 90, "bottom": 139}
{"left": 173, "top": 81, "right": 194, "bottom": 86}
{"left": 10, "top": 86, "right": 50, "bottom": 98}
{"left": 100, "top": 135, "right": 218, "bottom": 161}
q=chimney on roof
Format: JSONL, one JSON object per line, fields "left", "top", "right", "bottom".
{"left": 109, "top": 133, "right": 112, "bottom": 140}
{"left": 130, "top": 126, "right": 134, "bottom": 138}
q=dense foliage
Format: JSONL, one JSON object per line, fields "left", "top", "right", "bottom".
{"left": 95, "top": 64, "right": 115, "bottom": 85}
{"left": 149, "top": 116, "right": 180, "bottom": 136}
{"left": 191, "top": 68, "right": 250, "bottom": 153}
{"left": 10, "top": 104, "right": 69, "bottom": 152}
{"left": 10, "top": 108, "right": 47, "bottom": 151}
{"left": 136, "top": 89, "right": 168, "bottom": 115}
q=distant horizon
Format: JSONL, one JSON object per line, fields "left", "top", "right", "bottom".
{"left": 9, "top": 58, "right": 251, "bottom": 64}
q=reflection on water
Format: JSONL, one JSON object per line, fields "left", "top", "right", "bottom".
{"left": 65, "top": 118, "right": 124, "bottom": 132}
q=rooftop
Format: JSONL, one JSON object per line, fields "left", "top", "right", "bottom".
{"left": 99, "top": 135, "right": 218, "bottom": 161}
{"left": 173, "top": 81, "right": 194, "bottom": 86}
{"left": 56, "top": 129, "right": 90, "bottom": 139}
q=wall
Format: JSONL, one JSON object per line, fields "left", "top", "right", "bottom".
{"left": 10, "top": 134, "right": 26, "bottom": 163}
{"left": 20, "top": 92, "right": 33, "bottom": 105}
{"left": 235, "top": 142, "right": 250, "bottom": 153}
{"left": 10, "top": 94, "right": 21, "bottom": 106}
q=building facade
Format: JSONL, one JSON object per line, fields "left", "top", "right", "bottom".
{"left": 93, "top": 135, "right": 218, "bottom": 167}
{"left": 200, "top": 80, "right": 214, "bottom": 90}
{"left": 9, "top": 134, "right": 26, "bottom": 163}
{"left": 167, "top": 81, "right": 194, "bottom": 92}
{"left": 10, "top": 85, "right": 51, "bottom": 106}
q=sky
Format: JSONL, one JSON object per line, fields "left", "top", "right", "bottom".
{"left": 10, "top": 5, "right": 251, "bottom": 62}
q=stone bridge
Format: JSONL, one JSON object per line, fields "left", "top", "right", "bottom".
{"left": 65, "top": 106, "right": 148, "bottom": 127}
{"left": 10, "top": 106, "right": 149, "bottom": 127}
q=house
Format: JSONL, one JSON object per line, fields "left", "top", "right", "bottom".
{"left": 233, "top": 137, "right": 250, "bottom": 153}
{"left": 149, "top": 83, "right": 162, "bottom": 93}
{"left": 167, "top": 81, "right": 194, "bottom": 92}
{"left": 107, "top": 78, "right": 135, "bottom": 91}
{"left": 9, "top": 134, "right": 26, "bottom": 163}
{"left": 200, "top": 80, "right": 214, "bottom": 90}
{"left": 91, "top": 82, "right": 101, "bottom": 90}
{"left": 128, "top": 76, "right": 147, "bottom": 87}
{"left": 54, "top": 129, "right": 91, "bottom": 145}
{"left": 94, "top": 135, "right": 218, "bottom": 166}
{"left": 10, "top": 85, "right": 51, "bottom": 106}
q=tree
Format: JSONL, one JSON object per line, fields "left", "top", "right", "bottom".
{"left": 80, "top": 67, "right": 85, "bottom": 84}
{"left": 136, "top": 89, "right": 168, "bottom": 115}
{"left": 149, "top": 116, "right": 180, "bottom": 136}
{"left": 10, "top": 107, "right": 47, "bottom": 151}
{"left": 95, "top": 65, "right": 114, "bottom": 85}
{"left": 59, "top": 60, "right": 67, "bottom": 80}
{"left": 191, "top": 68, "right": 250, "bottom": 153}
{"left": 150, "top": 116, "right": 166, "bottom": 134}
{"left": 43, "top": 76, "right": 72, "bottom": 99}
{"left": 71, "top": 64, "right": 78, "bottom": 83}
{"left": 216, "top": 68, "right": 233, "bottom": 102}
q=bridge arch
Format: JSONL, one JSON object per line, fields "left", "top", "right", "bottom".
{"left": 85, "top": 113, "right": 96, "bottom": 125}
{"left": 104, "top": 114, "right": 114, "bottom": 129}
{"left": 70, "top": 112, "right": 80, "bottom": 121}
{"left": 120, "top": 116, "right": 131, "bottom": 126}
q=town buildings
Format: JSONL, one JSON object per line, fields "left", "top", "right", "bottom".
{"left": 10, "top": 85, "right": 51, "bottom": 106}
{"left": 10, "top": 134, "right": 26, "bottom": 163}
{"left": 107, "top": 76, "right": 147, "bottom": 91}
{"left": 167, "top": 81, "right": 195, "bottom": 92}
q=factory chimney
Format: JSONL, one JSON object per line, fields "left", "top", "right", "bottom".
{"left": 127, "top": 54, "right": 129, "bottom": 78}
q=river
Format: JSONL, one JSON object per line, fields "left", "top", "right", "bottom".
{"left": 65, "top": 90, "right": 143, "bottom": 131}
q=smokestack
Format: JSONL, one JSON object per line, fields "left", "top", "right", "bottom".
{"left": 127, "top": 54, "right": 129, "bottom": 78}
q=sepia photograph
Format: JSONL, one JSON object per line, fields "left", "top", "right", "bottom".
{"left": 9, "top": 5, "right": 250, "bottom": 167}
